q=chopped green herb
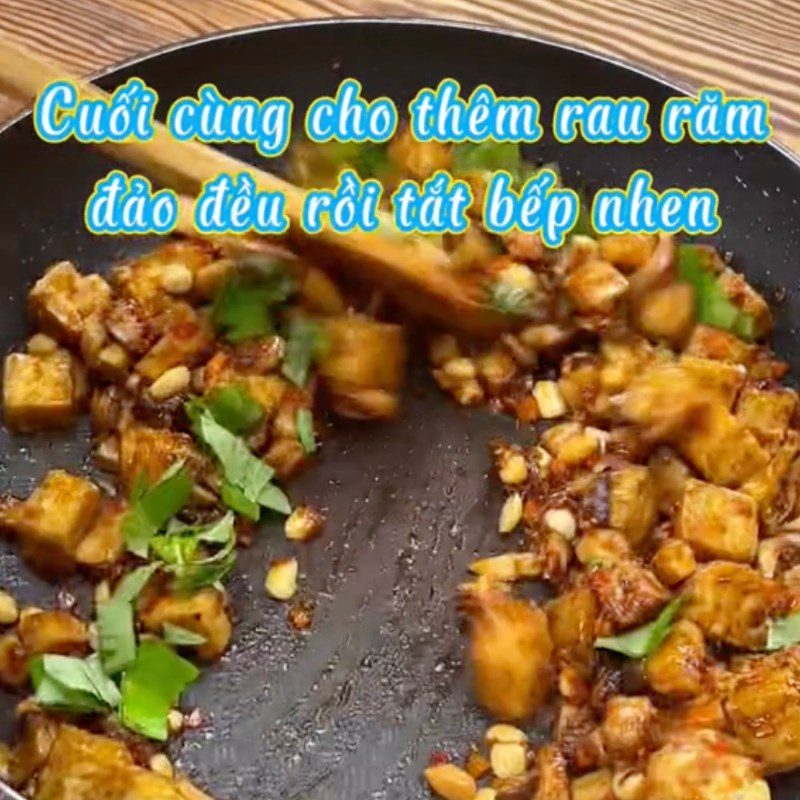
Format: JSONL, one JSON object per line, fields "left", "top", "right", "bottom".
{"left": 112, "top": 563, "right": 161, "bottom": 604}
{"left": 572, "top": 188, "right": 596, "bottom": 238}
{"left": 188, "top": 405, "right": 291, "bottom": 515}
{"left": 205, "top": 384, "right": 264, "bottom": 434}
{"left": 162, "top": 623, "right": 207, "bottom": 647}
{"left": 96, "top": 597, "right": 137, "bottom": 675}
{"left": 30, "top": 654, "right": 120, "bottom": 713}
{"left": 296, "top": 408, "right": 316, "bottom": 454}
{"left": 120, "top": 640, "right": 199, "bottom": 741}
{"left": 221, "top": 479, "right": 260, "bottom": 521}
{"left": 677, "top": 244, "right": 756, "bottom": 341}
{"left": 766, "top": 611, "right": 800, "bottom": 651}
{"left": 293, "top": 141, "right": 391, "bottom": 185}
{"left": 122, "top": 461, "right": 193, "bottom": 558}
{"left": 212, "top": 262, "right": 294, "bottom": 343}
{"left": 453, "top": 141, "right": 522, "bottom": 177}
{"left": 281, "top": 316, "right": 329, "bottom": 387}
{"left": 595, "top": 599, "right": 681, "bottom": 659}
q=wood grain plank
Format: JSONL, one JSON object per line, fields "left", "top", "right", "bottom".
{"left": 0, "top": 0, "right": 797, "bottom": 156}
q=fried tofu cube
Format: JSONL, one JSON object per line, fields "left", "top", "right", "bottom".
{"left": 564, "top": 259, "right": 629, "bottom": 314}
{"left": 682, "top": 562, "right": 778, "bottom": 649}
{"left": 724, "top": 646, "right": 800, "bottom": 773}
{"left": 676, "top": 479, "right": 758, "bottom": 563}
{"left": 74, "top": 499, "right": 126, "bottom": 567}
{"left": 140, "top": 588, "right": 232, "bottom": 661}
{"left": 3, "top": 350, "right": 76, "bottom": 432}
{"left": 683, "top": 324, "right": 754, "bottom": 365}
{"left": 118, "top": 426, "right": 204, "bottom": 493}
{"left": 736, "top": 384, "right": 798, "bottom": 446}
{"left": 28, "top": 261, "right": 111, "bottom": 345}
{"left": 679, "top": 355, "right": 745, "bottom": 410}
{"left": 135, "top": 313, "right": 213, "bottom": 382}
{"left": 598, "top": 234, "right": 656, "bottom": 271}
{"left": 609, "top": 465, "right": 658, "bottom": 546}
{"left": 678, "top": 402, "right": 768, "bottom": 487}
{"left": 0, "top": 633, "right": 28, "bottom": 687}
{"left": 717, "top": 267, "right": 772, "bottom": 338}
{"left": 645, "top": 619, "right": 706, "bottom": 698}
{"left": 547, "top": 586, "right": 597, "bottom": 653}
{"left": 652, "top": 540, "right": 696, "bottom": 586}
{"left": 18, "top": 610, "right": 89, "bottom": 657}
{"left": 0, "top": 471, "right": 100, "bottom": 568}
{"left": 741, "top": 431, "right": 800, "bottom": 520}
{"left": 589, "top": 561, "right": 670, "bottom": 631}
{"left": 637, "top": 283, "right": 695, "bottom": 346}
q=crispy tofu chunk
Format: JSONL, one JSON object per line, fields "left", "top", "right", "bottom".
{"left": 678, "top": 401, "right": 768, "bottom": 487}
{"left": 140, "top": 587, "right": 232, "bottom": 661}
{"left": 564, "top": 259, "right": 628, "bottom": 314}
{"left": 598, "top": 234, "right": 657, "bottom": 271}
{"left": 3, "top": 350, "right": 77, "bottom": 432}
{"left": 0, "top": 471, "right": 100, "bottom": 569}
{"left": 676, "top": 479, "right": 758, "bottom": 563}
{"left": 119, "top": 425, "right": 205, "bottom": 493}
{"left": 609, "top": 465, "right": 658, "bottom": 547}
{"left": 645, "top": 619, "right": 706, "bottom": 698}
{"left": 589, "top": 560, "right": 670, "bottom": 632}
{"left": 724, "top": 645, "right": 800, "bottom": 773}
{"left": 0, "top": 633, "right": 28, "bottom": 687}
{"left": 547, "top": 586, "right": 597, "bottom": 653}
{"left": 682, "top": 562, "right": 778, "bottom": 649}
{"left": 679, "top": 355, "right": 745, "bottom": 409}
{"left": 717, "top": 267, "right": 772, "bottom": 338}
{"left": 684, "top": 324, "right": 754, "bottom": 365}
{"left": 637, "top": 283, "right": 695, "bottom": 346}
{"left": 135, "top": 312, "right": 213, "bottom": 382}
{"left": 18, "top": 610, "right": 89, "bottom": 657}
{"left": 741, "top": 431, "right": 800, "bottom": 521}
{"left": 736, "top": 384, "right": 798, "bottom": 446}
{"left": 28, "top": 261, "right": 111, "bottom": 345}
{"left": 74, "top": 499, "right": 126, "bottom": 567}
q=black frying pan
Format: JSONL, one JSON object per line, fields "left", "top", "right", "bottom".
{"left": 1, "top": 18, "right": 799, "bottom": 800}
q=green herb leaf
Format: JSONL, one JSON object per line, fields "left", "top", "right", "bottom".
{"left": 572, "top": 188, "right": 596, "bottom": 238}
{"left": 221, "top": 479, "right": 260, "bottom": 521}
{"left": 120, "top": 640, "right": 199, "bottom": 741}
{"left": 113, "top": 563, "right": 161, "bottom": 604}
{"left": 122, "top": 462, "right": 193, "bottom": 558}
{"left": 453, "top": 141, "right": 523, "bottom": 177}
{"left": 595, "top": 599, "right": 681, "bottom": 659}
{"left": 30, "top": 654, "right": 121, "bottom": 713}
{"left": 212, "top": 264, "right": 294, "bottom": 344}
{"left": 162, "top": 622, "right": 207, "bottom": 647}
{"left": 677, "top": 244, "right": 756, "bottom": 341}
{"left": 487, "top": 283, "right": 537, "bottom": 317}
{"left": 96, "top": 598, "right": 137, "bottom": 675}
{"left": 766, "top": 611, "right": 800, "bottom": 651}
{"left": 205, "top": 384, "right": 264, "bottom": 434}
{"left": 282, "top": 316, "right": 328, "bottom": 388}
{"left": 188, "top": 405, "right": 291, "bottom": 515}
{"left": 296, "top": 408, "right": 316, "bottom": 454}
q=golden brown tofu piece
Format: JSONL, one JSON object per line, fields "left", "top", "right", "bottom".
{"left": 140, "top": 587, "right": 232, "bottom": 661}
{"left": 678, "top": 355, "right": 745, "bottom": 410}
{"left": 682, "top": 562, "right": 779, "bottom": 649}
{"left": 652, "top": 539, "right": 697, "bottom": 586}
{"left": 609, "top": 465, "right": 658, "bottom": 547}
{"left": 637, "top": 283, "right": 695, "bottom": 346}
{"left": 724, "top": 646, "right": 800, "bottom": 773}
{"left": 118, "top": 425, "right": 205, "bottom": 494}
{"left": 0, "top": 633, "right": 28, "bottom": 687}
{"left": 3, "top": 350, "right": 77, "bottom": 432}
{"left": 0, "top": 471, "right": 100, "bottom": 569}
{"left": 589, "top": 561, "right": 670, "bottom": 632}
{"left": 717, "top": 267, "right": 772, "bottom": 338}
{"left": 318, "top": 315, "right": 407, "bottom": 420}
{"left": 598, "top": 335, "right": 655, "bottom": 396}
{"left": 676, "top": 479, "right": 758, "bottom": 563}
{"left": 600, "top": 696, "right": 657, "bottom": 762}
{"left": 136, "top": 308, "right": 213, "bottom": 382}
{"left": 741, "top": 430, "right": 800, "bottom": 521}
{"left": 645, "top": 619, "right": 706, "bottom": 698}
{"left": 18, "top": 610, "right": 89, "bottom": 657}
{"left": 28, "top": 261, "right": 111, "bottom": 345}
{"left": 534, "top": 745, "right": 569, "bottom": 800}
{"left": 678, "top": 401, "right": 768, "bottom": 487}
{"left": 547, "top": 585, "right": 597, "bottom": 654}
{"left": 684, "top": 323, "right": 755, "bottom": 365}
{"left": 645, "top": 730, "right": 768, "bottom": 800}
{"left": 736, "top": 384, "right": 798, "bottom": 446}
{"left": 564, "top": 259, "right": 628, "bottom": 314}
{"left": 598, "top": 233, "right": 657, "bottom": 272}
{"left": 570, "top": 770, "right": 613, "bottom": 800}
{"left": 464, "top": 587, "right": 553, "bottom": 721}
{"left": 25, "top": 724, "right": 195, "bottom": 800}
{"left": 74, "top": 498, "right": 126, "bottom": 567}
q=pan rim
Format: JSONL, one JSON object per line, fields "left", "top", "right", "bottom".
{"left": 0, "top": 16, "right": 798, "bottom": 171}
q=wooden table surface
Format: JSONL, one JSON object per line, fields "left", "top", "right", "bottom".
{"left": 0, "top": 0, "right": 798, "bottom": 154}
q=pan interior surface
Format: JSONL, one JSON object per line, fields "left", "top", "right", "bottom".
{"left": 0, "top": 19, "right": 799, "bottom": 799}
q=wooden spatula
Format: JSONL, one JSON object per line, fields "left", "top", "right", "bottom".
{"left": 0, "top": 37, "right": 513, "bottom": 336}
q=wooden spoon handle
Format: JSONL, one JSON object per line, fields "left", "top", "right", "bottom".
{"left": 0, "top": 36, "right": 512, "bottom": 336}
